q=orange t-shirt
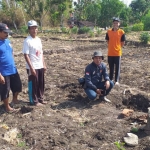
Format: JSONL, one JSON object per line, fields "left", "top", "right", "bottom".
{"left": 106, "top": 28, "right": 125, "bottom": 56}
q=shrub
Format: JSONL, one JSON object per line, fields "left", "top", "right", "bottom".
{"left": 123, "top": 26, "right": 132, "bottom": 33}
{"left": 78, "top": 26, "right": 91, "bottom": 34}
{"left": 88, "top": 30, "right": 94, "bottom": 37}
{"left": 139, "top": 32, "right": 150, "bottom": 44}
{"left": 70, "top": 26, "right": 78, "bottom": 34}
{"left": 96, "top": 28, "right": 102, "bottom": 35}
{"left": 132, "top": 22, "right": 144, "bottom": 31}
{"left": 61, "top": 27, "right": 68, "bottom": 33}
{"left": 19, "top": 26, "right": 28, "bottom": 34}
{"left": 142, "top": 11, "right": 150, "bottom": 31}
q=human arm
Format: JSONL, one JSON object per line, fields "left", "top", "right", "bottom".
{"left": 24, "top": 54, "right": 36, "bottom": 76}
{"left": 102, "top": 63, "right": 110, "bottom": 90}
{"left": 121, "top": 33, "right": 126, "bottom": 47}
{"left": 0, "top": 73, "right": 5, "bottom": 84}
{"left": 105, "top": 32, "right": 109, "bottom": 44}
{"left": 85, "top": 65, "right": 97, "bottom": 91}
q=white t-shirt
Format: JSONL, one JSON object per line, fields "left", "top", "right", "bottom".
{"left": 22, "top": 36, "right": 43, "bottom": 69}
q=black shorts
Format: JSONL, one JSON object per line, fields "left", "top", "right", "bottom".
{"left": 0, "top": 73, "right": 22, "bottom": 101}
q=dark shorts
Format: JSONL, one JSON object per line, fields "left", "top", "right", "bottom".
{"left": 0, "top": 73, "right": 22, "bottom": 101}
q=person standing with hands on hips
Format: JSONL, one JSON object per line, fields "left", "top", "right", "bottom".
{"left": 84, "top": 51, "right": 114, "bottom": 102}
{"left": 22, "top": 20, "right": 47, "bottom": 106}
{"left": 105, "top": 17, "right": 126, "bottom": 85}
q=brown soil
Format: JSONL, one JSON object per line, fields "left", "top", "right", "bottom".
{"left": 0, "top": 33, "right": 150, "bottom": 150}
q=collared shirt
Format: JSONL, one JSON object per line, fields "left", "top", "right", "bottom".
{"left": 84, "top": 62, "right": 109, "bottom": 91}
{"left": 105, "top": 28, "right": 125, "bottom": 56}
{"left": 0, "top": 39, "right": 17, "bottom": 76}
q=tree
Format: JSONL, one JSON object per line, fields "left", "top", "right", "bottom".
{"left": 129, "top": 0, "right": 150, "bottom": 22}
{"left": 0, "top": 0, "right": 19, "bottom": 31}
{"left": 85, "top": 1, "right": 101, "bottom": 25}
{"left": 99, "top": 0, "right": 125, "bottom": 28}
{"left": 142, "top": 10, "right": 150, "bottom": 31}
{"left": 120, "top": 6, "right": 132, "bottom": 26}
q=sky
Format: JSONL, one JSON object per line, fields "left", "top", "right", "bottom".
{"left": 121, "top": 0, "right": 133, "bottom": 6}
{"left": 73, "top": 0, "right": 133, "bottom": 6}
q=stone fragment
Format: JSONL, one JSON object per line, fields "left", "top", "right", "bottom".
{"left": 121, "top": 109, "right": 134, "bottom": 117}
{"left": 124, "top": 133, "right": 138, "bottom": 146}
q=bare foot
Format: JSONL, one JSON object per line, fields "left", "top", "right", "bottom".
{"left": 35, "top": 103, "right": 44, "bottom": 107}
{"left": 40, "top": 101, "right": 47, "bottom": 104}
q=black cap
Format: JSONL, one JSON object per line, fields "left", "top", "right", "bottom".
{"left": 0, "top": 23, "right": 12, "bottom": 33}
{"left": 113, "top": 17, "right": 120, "bottom": 22}
{"left": 92, "top": 51, "right": 104, "bottom": 60}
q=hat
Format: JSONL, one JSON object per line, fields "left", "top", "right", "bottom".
{"left": 27, "top": 20, "right": 38, "bottom": 27}
{"left": 0, "top": 23, "right": 12, "bottom": 33}
{"left": 92, "top": 51, "right": 104, "bottom": 60}
{"left": 113, "top": 17, "right": 120, "bottom": 22}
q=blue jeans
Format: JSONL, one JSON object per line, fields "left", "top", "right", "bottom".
{"left": 84, "top": 80, "right": 114, "bottom": 100}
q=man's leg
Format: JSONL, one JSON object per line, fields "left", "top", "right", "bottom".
{"left": 3, "top": 98, "right": 13, "bottom": 111}
{"left": 1, "top": 76, "right": 13, "bottom": 111}
{"left": 108, "top": 56, "right": 115, "bottom": 81}
{"left": 10, "top": 73, "right": 22, "bottom": 103}
{"left": 27, "top": 69, "right": 40, "bottom": 105}
{"left": 97, "top": 81, "right": 114, "bottom": 96}
{"left": 114, "top": 56, "right": 121, "bottom": 82}
{"left": 84, "top": 88, "right": 97, "bottom": 100}
{"left": 37, "top": 68, "right": 46, "bottom": 104}
{"left": 105, "top": 80, "right": 114, "bottom": 96}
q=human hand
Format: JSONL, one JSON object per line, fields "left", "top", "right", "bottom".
{"left": 96, "top": 89, "right": 103, "bottom": 95}
{"left": 105, "top": 80, "right": 110, "bottom": 90}
{"left": 44, "top": 66, "right": 47, "bottom": 72}
{"left": 30, "top": 68, "right": 36, "bottom": 76}
{"left": 0, "top": 74, "right": 5, "bottom": 84}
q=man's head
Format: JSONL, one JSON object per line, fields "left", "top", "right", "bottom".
{"left": 92, "top": 51, "right": 104, "bottom": 65}
{"left": 0, "top": 23, "right": 11, "bottom": 40}
{"left": 27, "top": 20, "right": 38, "bottom": 38}
{"left": 112, "top": 17, "right": 120, "bottom": 30}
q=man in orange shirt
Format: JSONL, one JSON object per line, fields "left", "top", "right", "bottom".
{"left": 105, "top": 17, "right": 125, "bottom": 85}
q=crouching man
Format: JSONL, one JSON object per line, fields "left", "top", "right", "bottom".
{"left": 84, "top": 51, "right": 114, "bottom": 102}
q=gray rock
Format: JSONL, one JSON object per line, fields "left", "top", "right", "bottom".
{"left": 123, "top": 133, "right": 138, "bottom": 146}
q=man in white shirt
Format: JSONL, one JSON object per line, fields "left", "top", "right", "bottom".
{"left": 22, "top": 20, "right": 47, "bottom": 106}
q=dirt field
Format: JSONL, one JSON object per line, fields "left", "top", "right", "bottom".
{"left": 0, "top": 32, "right": 150, "bottom": 150}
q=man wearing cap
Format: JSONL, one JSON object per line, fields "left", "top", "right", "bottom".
{"left": 22, "top": 20, "right": 47, "bottom": 106}
{"left": 105, "top": 17, "right": 125, "bottom": 85}
{"left": 84, "top": 51, "right": 114, "bottom": 102}
{"left": 0, "top": 23, "right": 22, "bottom": 112}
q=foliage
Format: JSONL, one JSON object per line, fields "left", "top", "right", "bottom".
{"left": 139, "top": 32, "right": 150, "bottom": 44}
{"left": 114, "top": 141, "right": 126, "bottom": 150}
{"left": 120, "top": 6, "right": 132, "bottom": 27}
{"left": 99, "top": 0, "right": 125, "bottom": 27}
{"left": 70, "top": 26, "right": 78, "bottom": 34}
{"left": 61, "top": 27, "right": 68, "bottom": 33}
{"left": 129, "top": 0, "right": 150, "bottom": 22}
{"left": 123, "top": 26, "right": 132, "bottom": 33}
{"left": 19, "top": 26, "right": 28, "bottom": 34}
{"left": 78, "top": 26, "right": 91, "bottom": 34}
{"left": 88, "top": 30, "right": 95, "bottom": 37}
{"left": 17, "top": 141, "right": 26, "bottom": 147}
{"left": 142, "top": 10, "right": 150, "bottom": 31}
{"left": 132, "top": 22, "right": 144, "bottom": 31}
{"left": 85, "top": 2, "right": 101, "bottom": 25}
